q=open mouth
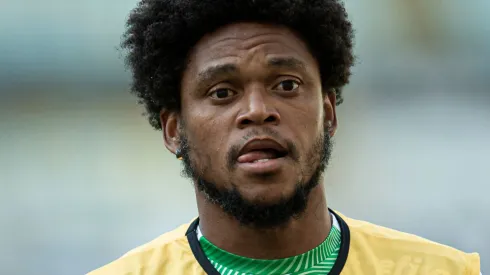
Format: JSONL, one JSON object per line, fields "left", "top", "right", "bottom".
{"left": 237, "top": 139, "right": 289, "bottom": 164}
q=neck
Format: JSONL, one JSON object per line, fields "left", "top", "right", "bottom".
{"left": 196, "top": 184, "right": 331, "bottom": 259}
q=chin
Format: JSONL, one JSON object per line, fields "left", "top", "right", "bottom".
{"left": 235, "top": 176, "right": 300, "bottom": 204}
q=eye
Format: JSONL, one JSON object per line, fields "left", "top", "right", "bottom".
{"left": 273, "top": 79, "right": 300, "bottom": 92}
{"left": 209, "top": 88, "right": 236, "bottom": 99}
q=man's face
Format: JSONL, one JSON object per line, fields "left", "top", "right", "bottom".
{"left": 172, "top": 22, "right": 336, "bottom": 228}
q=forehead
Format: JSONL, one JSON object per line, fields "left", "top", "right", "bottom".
{"left": 185, "top": 22, "right": 317, "bottom": 74}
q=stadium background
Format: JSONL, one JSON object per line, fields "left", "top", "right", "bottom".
{"left": 1, "top": 0, "right": 489, "bottom": 274}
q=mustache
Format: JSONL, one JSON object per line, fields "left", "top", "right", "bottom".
{"left": 226, "top": 127, "right": 300, "bottom": 167}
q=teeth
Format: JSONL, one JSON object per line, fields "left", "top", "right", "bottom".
{"left": 253, "top": 159, "right": 270, "bottom": 163}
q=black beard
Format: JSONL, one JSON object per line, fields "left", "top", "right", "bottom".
{"left": 179, "top": 128, "right": 333, "bottom": 229}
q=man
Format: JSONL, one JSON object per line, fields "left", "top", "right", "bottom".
{"left": 89, "top": 0, "right": 481, "bottom": 274}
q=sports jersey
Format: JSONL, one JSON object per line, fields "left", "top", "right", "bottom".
{"left": 87, "top": 210, "right": 481, "bottom": 275}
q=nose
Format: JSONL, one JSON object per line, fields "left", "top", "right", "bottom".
{"left": 236, "top": 89, "right": 281, "bottom": 128}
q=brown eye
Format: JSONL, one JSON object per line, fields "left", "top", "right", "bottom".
{"left": 210, "top": 88, "right": 235, "bottom": 99}
{"left": 274, "top": 80, "right": 300, "bottom": 92}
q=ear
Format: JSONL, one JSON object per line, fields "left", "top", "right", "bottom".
{"left": 160, "top": 109, "right": 181, "bottom": 155}
{"left": 324, "top": 89, "right": 338, "bottom": 137}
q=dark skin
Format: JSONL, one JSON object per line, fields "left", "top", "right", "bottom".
{"left": 161, "top": 23, "right": 338, "bottom": 259}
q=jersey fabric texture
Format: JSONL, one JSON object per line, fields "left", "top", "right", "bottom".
{"left": 87, "top": 210, "right": 481, "bottom": 275}
{"left": 195, "top": 213, "right": 341, "bottom": 275}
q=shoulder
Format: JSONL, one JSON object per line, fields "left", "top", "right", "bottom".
{"left": 87, "top": 222, "right": 195, "bottom": 275}
{"left": 342, "top": 213, "right": 469, "bottom": 252}
{"left": 337, "top": 212, "right": 481, "bottom": 274}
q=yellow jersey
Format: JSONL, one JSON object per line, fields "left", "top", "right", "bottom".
{"left": 88, "top": 210, "right": 480, "bottom": 275}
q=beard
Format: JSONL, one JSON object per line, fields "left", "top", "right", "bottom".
{"left": 179, "top": 125, "right": 333, "bottom": 229}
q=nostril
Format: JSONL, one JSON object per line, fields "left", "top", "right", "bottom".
{"left": 264, "top": 116, "right": 276, "bottom": 122}
{"left": 241, "top": 119, "right": 253, "bottom": 125}
{"left": 238, "top": 114, "right": 279, "bottom": 127}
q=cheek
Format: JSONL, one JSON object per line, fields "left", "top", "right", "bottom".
{"left": 184, "top": 119, "right": 233, "bottom": 183}
{"left": 184, "top": 100, "right": 235, "bottom": 144}
{"left": 284, "top": 103, "right": 323, "bottom": 151}
{"left": 287, "top": 99, "right": 323, "bottom": 128}
{"left": 184, "top": 115, "right": 228, "bottom": 161}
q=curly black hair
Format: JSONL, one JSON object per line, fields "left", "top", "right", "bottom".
{"left": 122, "top": 0, "right": 355, "bottom": 130}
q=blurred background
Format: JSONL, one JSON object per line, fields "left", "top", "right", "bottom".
{"left": 1, "top": 0, "right": 489, "bottom": 274}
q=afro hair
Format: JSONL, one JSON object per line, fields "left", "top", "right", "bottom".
{"left": 122, "top": 0, "right": 355, "bottom": 130}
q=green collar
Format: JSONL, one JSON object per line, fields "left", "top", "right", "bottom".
{"left": 198, "top": 216, "right": 342, "bottom": 275}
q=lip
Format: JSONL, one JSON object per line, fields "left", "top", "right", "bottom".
{"left": 237, "top": 137, "right": 288, "bottom": 159}
{"left": 236, "top": 137, "right": 289, "bottom": 174}
{"left": 237, "top": 157, "right": 289, "bottom": 174}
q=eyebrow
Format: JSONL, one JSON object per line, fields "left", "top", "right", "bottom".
{"left": 197, "top": 63, "right": 238, "bottom": 85}
{"left": 195, "top": 57, "right": 307, "bottom": 86}
{"left": 267, "top": 57, "right": 307, "bottom": 72}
